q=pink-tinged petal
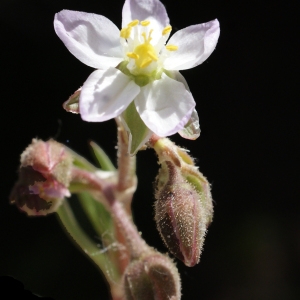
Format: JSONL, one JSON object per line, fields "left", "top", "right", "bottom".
{"left": 135, "top": 73, "right": 195, "bottom": 137}
{"left": 29, "top": 179, "right": 70, "bottom": 199}
{"left": 80, "top": 67, "right": 140, "bottom": 122}
{"left": 122, "top": 0, "right": 169, "bottom": 42}
{"left": 54, "top": 10, "right": 123, "bottom": 69}
{"left": 164, "top": 19, "right": 220, "bottom": 70}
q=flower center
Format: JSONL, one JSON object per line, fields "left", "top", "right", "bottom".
{"left": 119, "top": 20, "right": 178, "bottom": 79}
{"left": 127, "top": 30, "right": 158, "bottom": 69}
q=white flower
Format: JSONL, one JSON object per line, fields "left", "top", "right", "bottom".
{"left": 54, "top": 0, "right": 220, "bottom": 148}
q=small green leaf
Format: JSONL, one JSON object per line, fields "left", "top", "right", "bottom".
{"left": 57, "top": 200, "right": 120, "bottom": 283}
{"left": 89, "top": 141, "right": 115, "bottom": 171}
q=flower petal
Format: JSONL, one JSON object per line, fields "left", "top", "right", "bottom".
{"left": 80, "top": 68, "right": 140, "bottom": 122}
{"left": 165, "top": 71, "right": 200, "bottom": 139}
{"left": 167, "top": 70, "right": 191, "bottom": 91}
{"left": 164, "top": 19, "right": 220, "bottom": 70}
{"left": 54, "top": 10, "right": 123, "bottom": 69}
{"left": 122, "top": 0, "right": 169, "bottom": 42}
{"left": 135, "top": 73, "right": 195, "bottom": 137}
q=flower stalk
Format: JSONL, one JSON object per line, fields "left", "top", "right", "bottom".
{"left": 115, "top": 118, "right": 137, "bottom": 214}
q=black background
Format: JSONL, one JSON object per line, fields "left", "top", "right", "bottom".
{"left": 1, "top": 0, "right": 299, "bottom": 299}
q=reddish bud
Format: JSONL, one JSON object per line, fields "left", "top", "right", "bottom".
{"left": 123, "top": 252, "right": 181, "bottom": 300}
{"left": 20, "top": 139, "right": 72, "bottom": 185}
{"left": 10, "top": 139, "right": 72, "bottom": 216}
{"left": 152, "top": 138, "right": 213, "bottom": 267}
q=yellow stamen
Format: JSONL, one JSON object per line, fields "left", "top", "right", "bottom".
{"left": 125, "top": 24, "right": 158, "bottom": 69}
{"left": 166, "top": 45, "right": 178, "bottom": 51}
{"left": 139, "top": 58, "right": 153, "bottom": 69}
{"left": 127, "top": 52, "right": 139, "bottom": 59}
{"left": 140, "top": 20, "right": 150, "bottom": 26}
{"left": 162, "top": 25, "right": 172, "bottom": 36}
{"left": 120, "top": 26, "right": 132, "bottom": 39}
{"left": 128, "top": 19, "right": 139, "bottom": 27}
{"left": 147, "top": 51, "right": 158, "bottom": 61}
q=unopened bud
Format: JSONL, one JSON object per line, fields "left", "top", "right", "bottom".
{"left": 152, "top": 138, "right": 213, "bottom": 267}
{"left": 123, "top": 252, "right": 181, "bottom": 300}
{"left": 10, "top": 139, "right": 72, "bottom": 216}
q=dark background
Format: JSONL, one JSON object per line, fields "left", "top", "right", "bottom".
{"left": 1, "top": 0, "right": 299, "bottom": 299}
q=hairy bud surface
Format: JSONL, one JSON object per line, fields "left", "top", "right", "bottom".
{"left": 123, "top": 252, "right": 181, "bottom": 300}
{"left": 153, "top": 138, "right": 213, "bottom": 266}
{"left": 10, "top": 139, "right": 72, "bottom": 215}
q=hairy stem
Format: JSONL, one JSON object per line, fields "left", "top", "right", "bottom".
{"left": 70, "top": 166, "right": 150, "bottom": 260}
{"left": 115, "top": 118, "right": 137, "bottom": 214}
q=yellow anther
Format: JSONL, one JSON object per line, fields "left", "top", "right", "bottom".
{"left": 127, "top": 52, "right": 139, "bottom": 59}
{"left": 166, "top": 45, "right": 178, "bottom": 51}
{"left": 120, "top": 26, "right": 132, "bottom": 39}
{"left": 162, "top": 25, "right": 172, "bottom": 36}
{"left": 128, "top": 19, "right": 139, "bottom": 27}
{"left": 140, "top": 20, "right": 150, "bottom": 26}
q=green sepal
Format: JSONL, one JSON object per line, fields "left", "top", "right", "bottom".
{"left": 121, "top": 102, "right": 152, "bottom": 155}
{"left": 89, "top": 141, "right": 116, "bottom": 171}
{"left": 185, "top": 174, "right": 204, "bottom": 194}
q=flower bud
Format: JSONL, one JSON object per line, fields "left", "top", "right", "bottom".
{"left": 152, "top": 138, "right": 213, "bottom": 267}
{"left": 123, "top": 252, "right": 181, "bottom": 300}
{"left": 10, "top": 139, "right": 72, "bottom": 216}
